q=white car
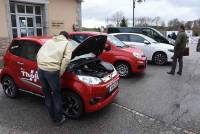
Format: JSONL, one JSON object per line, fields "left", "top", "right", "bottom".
{"left": 111, "top": 33, "right": 174, "bottom": 65}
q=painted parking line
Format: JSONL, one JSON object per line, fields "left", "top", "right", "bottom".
{"left": 112, "top": 102, "right": 197, "bottom": 134}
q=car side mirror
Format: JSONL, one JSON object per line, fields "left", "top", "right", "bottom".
{"left": 105, "top": 44, "right": 111, "bottom": 51}
{"left": 144, "top": 40, "right": 150, "bottom": 45}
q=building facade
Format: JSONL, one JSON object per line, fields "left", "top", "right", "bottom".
{"left": 0, "top": 0, "right": 82, "bottom": 40}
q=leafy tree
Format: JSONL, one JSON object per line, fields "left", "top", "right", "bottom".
{"left": 120, "top": 17, "right": 128, "bottom": 27}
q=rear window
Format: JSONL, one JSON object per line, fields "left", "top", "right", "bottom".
{"left": 9, "top": 40, "right": 22, "bottom": 57}
{"left": 20, "top": 41, "right": 41, "bottom": 61}
{"left": 9, "top": 40, "right": 41, "bottom": 61}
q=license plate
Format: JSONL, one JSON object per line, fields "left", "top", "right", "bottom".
{"left": 108, "top": 81, "right": 119, "bottom": 93}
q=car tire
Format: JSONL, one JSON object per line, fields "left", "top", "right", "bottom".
{"left": 2, "top": 76, "right": 18, "bottom": 98}
{"left": 115, "top": 62, "right": 131, "bottom": 78}
{"left": 152, "top": 52, "right": 167, "bottom": 65}
{"left": 62, "top": 91, "right": 84, "bottom": 119}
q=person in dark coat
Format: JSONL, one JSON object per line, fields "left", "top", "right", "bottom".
{"left": 167, "top": 25, "right": 188, "bottom": 75}
{"left": 197, "top": 38, "right": 200, "bottom": 52}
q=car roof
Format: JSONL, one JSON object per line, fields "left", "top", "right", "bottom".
{"left": 110, "top": 32, "right": 144, "bottom": 37}
{"left": 110, "top": 33, "right": 157, "bottom": 42}
{"left": 70, "top": 31, "right": 107, "bottom": 36}
{"left": 14, "top": 36, "right": 53, "bottom": 45}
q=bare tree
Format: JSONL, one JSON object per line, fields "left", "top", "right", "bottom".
{"left": 111, "top": 11, "right": 124, "bottom": 27}
{"left": 185, "top": 21, "right": 193, "bottom": 30}
{"left": 135, "top": 17, "right": 152, "bottom": 26}
{"left": 168, "top": 18, "right": 181, "bottom": 29}
{"left": 152, "top": 17, "right": 161, "bottom": 26}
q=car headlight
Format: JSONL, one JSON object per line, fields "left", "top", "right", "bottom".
{"left": 133, "top": 52, "right": 143, "bottom": 59}
{"left": 77, "top": 75, "right": 102, "bottom": 85}
{"left": 168, "top": 49, "right": 174, "bottom": 52}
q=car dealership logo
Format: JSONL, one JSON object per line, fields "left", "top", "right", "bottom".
{"left": 21, "top": 70, "right": 39, "bottom": 82}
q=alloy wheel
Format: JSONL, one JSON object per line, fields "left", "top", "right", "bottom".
{"left": 2, "top": 76, "right": 18, "bottom": 98}
{"left": 116, "top": 63, "right": 130, "bottom": 77}
{"left": 154, "top": 53, "right": 167, "bottom": 65}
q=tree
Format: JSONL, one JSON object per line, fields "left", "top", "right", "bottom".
{"left": 185, "top": 21, "right": 193, "bottom": 30}
{"left": 111, "top": 11, "right": 124, "bottom": 27}
{"left": 168, "top": 18, "right": 181, "bottom": 29}
{"left": 152, "top": 17, "right": 161, "bottom": 26}
{"left": 120, "top": 17, "right": 128, "bottom": 27}
{"left": 135, "top": 17, "right": 152, "bottom": 26}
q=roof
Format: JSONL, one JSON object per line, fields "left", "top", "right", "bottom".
{"left": 70, "top": 31, "right": 107, "bottom": 36}
{"left": 14, "top": 36, "right": 53, "bottom": 44}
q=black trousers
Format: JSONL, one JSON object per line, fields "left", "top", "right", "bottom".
{"left": 170, "top": 55, "right": 183, "bottom": 73}
{"left": 38, "top": 69, "right": 63, "bottom": 122}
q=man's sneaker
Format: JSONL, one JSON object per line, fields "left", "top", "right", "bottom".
{"left": 55, "top": 115, "right": 66, "bottom": 126}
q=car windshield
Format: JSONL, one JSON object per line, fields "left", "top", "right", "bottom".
{"left": 107, "top": 35, "right": 128, "bottom": 48}
{"left": 153, "top": 28, "right": 165, "bottom": 37}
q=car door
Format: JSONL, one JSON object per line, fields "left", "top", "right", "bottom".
{"left": 129, "top": 34, "right": 151, "bottom": 59}
{"left": 8, "top": 40, "right": 24, "bottom": 87}
{"left": 17, "top": 40, "right": 42, "bottom": 95}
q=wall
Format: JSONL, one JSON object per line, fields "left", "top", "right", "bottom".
{"left": 48, "top": 0, "right": 78, "bottom": 35}
{"left": 0, "top": 0, "right": 9, "bottom": 38}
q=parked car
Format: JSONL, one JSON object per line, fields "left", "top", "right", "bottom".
{"left": 70, "top": 32, "right": 147, "bottom": 77}
{"left": 0, "top": 35, "right": 120, "bottom": 119}
{"left": 111, "top": 33, "right": 174, "bottom": 65}
{"left": 107, "top": 27, "right": 174, "bottom": 45}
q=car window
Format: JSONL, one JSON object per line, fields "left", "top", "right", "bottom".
{"left": 114, "top": 34, "right": 129, "bottom": 42}
{"left": 20, "top": 40, "right": 41, "bottom": 61}
{"left": 142, "top": 29, "right": 154, "bottom": 39}
{"left": 71, "top": 35, "right": 89, "bottom": 43}
{"left": 129, "top": 35, "right": 145, "bottom": 43}
{"left": 9, "top": 40, "right": 23, "bottom": 57}
{"left": 107, "top": 35, "right": 127, "bottom": 48}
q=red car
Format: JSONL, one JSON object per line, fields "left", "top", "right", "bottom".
{"left": 70, "top": 32, "right": 147, "bottom": 77}
{"left": 0, "top": 35, "right": 119, "bottom": 119}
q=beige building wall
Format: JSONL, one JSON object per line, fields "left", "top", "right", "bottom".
{"left": 0, "top": 0, "right": 9, "bottom": 38}
{"left": 48, "top": 0, "right": 78, "bottom": 35}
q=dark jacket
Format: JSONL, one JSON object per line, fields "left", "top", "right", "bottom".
{"left": 174, "top": 31, "right": 188, "bottom": 57}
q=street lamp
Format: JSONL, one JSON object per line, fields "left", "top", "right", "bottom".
{"left": 132, "top": 0, "right": 144, "bottom": 27}
{"left": 133, "top": 0, "right": 135, "bottom": 27}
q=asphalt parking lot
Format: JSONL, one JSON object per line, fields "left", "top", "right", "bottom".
{"left": 0, "top": 41, "right": 199, "bottom": 134}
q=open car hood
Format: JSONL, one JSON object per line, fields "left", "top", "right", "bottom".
{"left": 71, "top": 35, "right": 107, "bottom": 59}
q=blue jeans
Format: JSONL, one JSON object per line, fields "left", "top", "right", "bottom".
{"left": 38, "top": 69, "right": 63, "bottom": 122}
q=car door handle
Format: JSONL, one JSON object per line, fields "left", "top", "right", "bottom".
{"left": 17, "top": 62, "right": 24, "bottom": 65}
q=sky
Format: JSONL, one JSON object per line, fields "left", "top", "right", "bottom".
{"left": 82, "top": 0, "right": 200, "bottom": 28}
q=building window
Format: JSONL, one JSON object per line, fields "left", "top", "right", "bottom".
{"left": 17, "top": 5, "right": 25, "bottom": 13}
{"left": 35, "top": 6, "right": 41, "bottom": 15}
{"left": 26, "top": 6, "right": 33, "bottom": 14}
{"left": 10, "top": 2, "right": 44, "bottom": 38}
{"left": 11, "top": 15, "right": 17, "bottom": 27}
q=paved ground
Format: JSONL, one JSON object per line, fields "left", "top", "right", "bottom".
{"left": 0, "top": 39, "right": 199, "bottom": 134}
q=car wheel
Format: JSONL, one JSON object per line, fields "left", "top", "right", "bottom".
{"left": 115, "top": 62, "right": 131, "bottom": 78}
{"left": 63, "top": 91, "right": 84, "bottom": 119}
{"left": 153, "top": 52, "right": 167, "bottom": 65}
{"left": 2, "top": 76, "right": 18, "bottom": 98}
